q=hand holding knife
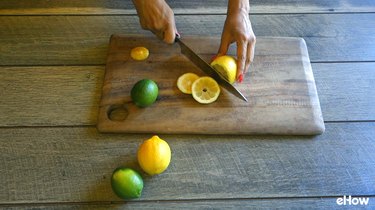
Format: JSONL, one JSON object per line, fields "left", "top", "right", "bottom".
{"left": 175, "top": 35, "right": 248, "bottom": 102}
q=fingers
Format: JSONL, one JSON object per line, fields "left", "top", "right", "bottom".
{"left": 163, "top": 24, "right": 176, "bottom": 44}
{"left": 217, "top": 32, "right": 231, "bottom": 57}
{"left": 243, "top": 39, "right": 254, "bottom": 75}
{"left": 236, "top": 40, "right": 247, "bottom": 82}
{"left": 211, "top": 31, "right": 230, "bottom": 62}
{"left": 150, "top": 24, "right": 176, "bottom": 44}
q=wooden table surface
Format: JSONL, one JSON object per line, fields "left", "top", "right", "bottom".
{"left": 1, "top": 0, "right": 374, "bottom": 209}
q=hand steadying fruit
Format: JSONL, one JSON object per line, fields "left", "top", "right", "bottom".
{"left": 132, "top": 0, "right": 256, "bottom": 82}
{"left": 217, "top": 0, "right": 256, "bottom": 83}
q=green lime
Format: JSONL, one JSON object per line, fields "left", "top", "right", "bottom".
{"left": 131, "top": 79, "right": 159, "bottom": 107}
{"left": 111, "top": 167, "right": 144, "bottom": 199}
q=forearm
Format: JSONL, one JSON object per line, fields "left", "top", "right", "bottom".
{"left": 227, "top": 0, "right": 250, "bottom": 15}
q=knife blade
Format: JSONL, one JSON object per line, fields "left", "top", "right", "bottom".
{"left": 175, "top": 37, "right": 248, "bottom": 102}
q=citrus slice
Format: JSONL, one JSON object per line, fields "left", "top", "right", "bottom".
{"left": 191, "top": 77, "right": 220, "bottom": 104}
{"left": 130, "top": 47, "right": 149, "bottom": 61}
{"left": 177, "top": 73, "right": 199, "bottom": 94}
{"left": 210, "top": 55, "right": 237, "bottom": 84}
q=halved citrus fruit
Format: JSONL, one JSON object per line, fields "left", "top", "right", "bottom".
{"left": 210, "top": 55, "right": 237, "bottom": 84}
{"left": 130, "top": 47, "right": 149, "bottom": 61}
{"left": 191, "top": 77, "right": 220, "bottom": 104}
{"left": 177, "top": 73, "right": 199, "bottom": 94}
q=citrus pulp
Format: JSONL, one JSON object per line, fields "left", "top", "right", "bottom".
{"left": 210, "top": 55, "right": 237, "bottom": 84}
{"left": 177, "top": 72, "right": 199, "bottom": 94}
{"left": 191, "top": 76, "right": 220, "bottom": 104}
{"left": 130, "top": 46, "right": 149, "bottom": 61}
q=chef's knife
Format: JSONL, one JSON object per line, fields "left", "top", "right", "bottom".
{"left": 175, "top": 36, "right": 248, "bottom": 102}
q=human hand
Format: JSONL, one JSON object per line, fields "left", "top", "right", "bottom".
{"left": 132, "top": 0, "right": 178, "bottom": 44}
{"left": 216, "top": 0, "right": 256, "bottom": 83}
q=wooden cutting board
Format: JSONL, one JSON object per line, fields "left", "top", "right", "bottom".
{"left": 97, "top": 35, "right": 325, "bottom": 135}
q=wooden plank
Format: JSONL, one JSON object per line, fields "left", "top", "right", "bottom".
{"left": 1, "top": 0, "right": 375, "bottom": 15}
{"left": 2, "top": 197, "right": 374, "bottom": 209}
{"left": 1, "top": 62, "right": 374, "bottom": 127}
{"left": 0, "top": 66, "right": 104, "bottom": 126}
{"left": 97, "top": 35, "right": 324, "bottom": 135}
{"left": 0, "top": 123, "right": 374, "bottom": 202}
{"left": 313, "top": 63, "right": 375, "bottom": 122}
{"left": 0, "top": 14, "right": 374, "bottom": 66}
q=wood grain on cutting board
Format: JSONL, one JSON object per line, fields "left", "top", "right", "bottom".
{"left": 97, "top": 35, "right": 324, "bottom": 135}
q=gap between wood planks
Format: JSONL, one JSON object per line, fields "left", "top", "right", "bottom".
{"left": 0, "top": 195, "right": 374, "bottom": 207}
{"left": 2, "top": 11, "right": 375, "bottom": 17}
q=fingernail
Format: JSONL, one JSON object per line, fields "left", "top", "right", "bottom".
{"left": 238, "top": 74, "right": 244, "bottom": 83}
{"left": 211, "top": 55, "right": 218, "bottom": 62}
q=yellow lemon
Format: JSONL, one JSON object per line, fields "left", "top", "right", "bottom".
{"left": 210, "top": 55, "right": 237, "bottom": 84}
{"left": 130, "top": 46, "right": 149, "bottom": 61}
{"left": 191, "top": 76, "right": 220, "bottom": 104}
{"left": 177, "top": 72, "right": 199, "bottom": 94}
{"left": 137, "top": 135, "right": 171, "bottom": 175}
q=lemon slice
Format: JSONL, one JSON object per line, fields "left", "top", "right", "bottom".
{"left": 191, "top": 77, "right": 220, "bottom": 104}
{"left": 210, "top": 55, "right": 237, "bottom": 84}
{"left": 130, "top": 46, "right": 149, "bottom": 61}
{"left": 177, "top": 73, "right": 199, "bottom": 94}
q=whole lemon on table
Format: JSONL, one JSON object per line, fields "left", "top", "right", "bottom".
{"left": 131, "top": 79, "right": 159, "bottom": 107}
{"left": 111, "top": 167, "right": 144, "bottom": 199}
{"left": 210, "top": 55, "right": 237, "bottom": 84}
{"left": 137, "top": 135, "right": 171, "bottom": 175}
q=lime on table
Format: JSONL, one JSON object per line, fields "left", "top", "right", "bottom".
{"left": 137, "top": 135, "right": 171, "bottom": 176}
{"left": 131, "top": 79, "right": 159, "bottom": 107}
{"left": 111, "top": 167, "right": 144, "bottom": 199}
{"left": 210, "top": 55, "right": 237, "bottom": 84}
{"left": 191, "top": 76, "right": 220, "bottom": 104}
